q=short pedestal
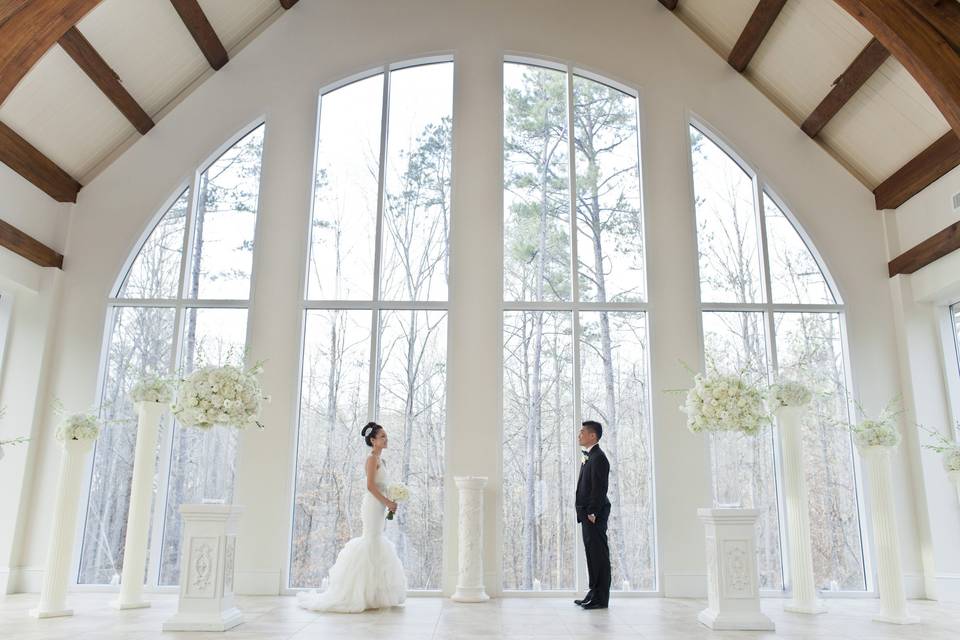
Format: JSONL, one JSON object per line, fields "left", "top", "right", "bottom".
{"left": 162, "top": 504, "right": 244, "bottom": 632}
{"left": 451, "top": 476, "right": 489, "bottom": 602}
{"left": 697, "top": 508, "right": 775, "bottom": 631}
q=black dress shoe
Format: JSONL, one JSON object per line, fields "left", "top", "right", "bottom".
{"left": 581, "top": 602, "right": 608, "bottom": 610}
{"left": 574, "top": 598, "right": 592, "bottom": 606}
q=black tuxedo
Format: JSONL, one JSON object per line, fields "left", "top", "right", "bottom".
{"left": 575, "top": 445, "right": 611, "bottom": 606}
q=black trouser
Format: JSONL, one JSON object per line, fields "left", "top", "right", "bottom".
{"left": 581, "top": 509, "right": 611, "bottom": 605}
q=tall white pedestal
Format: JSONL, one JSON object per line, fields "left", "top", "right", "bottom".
{"left": 776, "top": 406, "right": 826, "bottom": 614}
{"left": 697, "top": 508, "right": 775, "bottom": 631}
{"left": 163, "top": 504, "right": 244, "bottom": 632}
{"left": 860, "top": 447, "right": 918, "bottom": 625}
{"left": 113, "top": 401, "right": 165, "bottom": 610}
{"left": 32, "top": 438, "right": 94, "bottom": 619}
{"left": 949, "top": 470, "right": 960, "bottom": 503}
{"left": 451, "top": 476, "right": 489, "bottom": 602}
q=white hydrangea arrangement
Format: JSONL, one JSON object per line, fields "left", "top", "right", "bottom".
{"left": 385, "top": 483, "right": 411, "bottom": 520}
{"left": 55, "top": 413, "right": 101, "bottom": 442}
{"left": 171, "top": 362, "right": 268, "bottom": 430}
{"left": 681, "top": 372, "right": 770, "bottom": 436}
{"left": 919, "top": 424, "right": 960, "bottom": 474}
{"left": 849, "top": 401, "right": 901, "bottom": 450}
{"left": 130, "top": 376, "right": 175, "bottom": 404}
{"left": 767, "top": 380, "right": 813, "bottom": 410}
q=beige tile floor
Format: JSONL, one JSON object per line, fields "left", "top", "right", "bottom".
{"left": 1, "top": 592, "right": 958, "bottom": 639}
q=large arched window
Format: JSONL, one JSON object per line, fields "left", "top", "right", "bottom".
{"left": 690, "top": 123, "right": 867, "bottom": 592}
{"left": 78, "top": 124, "right": 266, "bottom": 586}
{"left": 289, "top": 60, "right": 453, "bottom": 591}
{"left": 501, "top": 60, "right": 656, "bottom": 593}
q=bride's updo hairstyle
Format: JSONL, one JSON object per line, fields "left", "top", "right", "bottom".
{"left": 361, "top": 422, "right": 383, "bottom": 447}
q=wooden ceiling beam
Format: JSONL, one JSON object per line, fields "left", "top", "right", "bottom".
{"left": 728, "top": 0, "right": 788, "bottom": 73}
{"left": 802, "top": 38, "right": 889, "bottom": 138}
{"left": 903, "top": 0, "right": 960, "bottom": 53}
{"left": 0, "top": 218, "right": 63, "bottom": 269}
{"left": 0, "top": 0, "right": 103, "bottom": 106}
{"left": 873, "top": 132, "right": 960, "bottom": 210}
{"left": 169, "top": 0, "right": 228, "bottom": 70}
{"left": 279, "top": 0, "right": 300, "bottom": 8}
{"left": 0, "top": 1, "right": 30, "bottom": 28}
{"left": 657, "top": 0, "right": 679, "bottom": 10}
{"left": 58, "top": 27, "right": 154, "bottom": 135}
{"left": 0, "top": 122, "right": 80, "bottom": 203}
{"left": 889, "top": 220, "right": 960, "bottom": 277}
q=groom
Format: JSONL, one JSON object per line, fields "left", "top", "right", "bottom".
{"left": 574, "top": 420, "right": 611, "bottom": 610}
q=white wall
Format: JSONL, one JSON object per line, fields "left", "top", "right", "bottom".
{"left": 7, "top": 0, "right": 922, "bottom": 599}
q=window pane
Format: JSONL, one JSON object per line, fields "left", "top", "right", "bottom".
{"left": 376, "top": 310, "right": 447, "bottom": 589}
{"left": 188, "top": 125, "right": 264, "bottom": 300}
{"left": 574, "top": 78, "right": 645, "bottom": 303}
{"left": 290, "top": 310, "right": 372, "bottom": 588}
{"left": 308, "top": 76, "right": 383, "bottom": 301}
{"left": 702, "top": 311, "right": 783, "bottom": 590}
{"left": 159, "top": 307, "right": 248, "bottom": 585}
{"left": 78, "top": 306, "right": 175, "bottom": 584}
{"left": 504, "top": 64, "right": 571, "bottom": 303}
{"left": 502, "top": 311, "right": 575, "bottom": 590}
{"left": 774, "top": 312, "right": 865, "bottom": 590}
{"left": 691, "top": 126, "right": 763, "bottom": 304}
{"left": 579, "top": 312, "right": 655, "bottom": 591}
{"left": 119, "top": 190, "right": 188, "bottom": 299}
{"left": 764, "top": 196, "right": 835, "bottom": 305}
{"left": 380, "top": 63, "right": 454, "bottom": 302}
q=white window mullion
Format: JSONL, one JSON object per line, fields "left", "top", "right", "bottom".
{"left": 368, "top": 68, "right": 391, "bottom": 419}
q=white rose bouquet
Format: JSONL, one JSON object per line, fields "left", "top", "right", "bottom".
{"left": 130, "top": 376, "right": 175, "bottom": 405}
{"left": 172, "top": 362, "right": 268, "bottom": 430}
{"left": 681, "top": 371, "right": 770, "bottom": 436}
{"left": 385, "top": 483, "right": 410, "bottom": 520}
{"left": 56, "top": 413, "right": 101, "bottom": 442}
{"left": 849, "top": 400, "right": 901, "bottom": 450}
{"left": 767, "top": 380, "right": 813, "bottom": 410}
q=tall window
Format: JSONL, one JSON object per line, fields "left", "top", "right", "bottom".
{"left": 78, "top": 124, "right": 265, "bottom": 586}
{"left": 502, "top": 61, "right": 656, "bottom": 593}
{"left": 290, "top": 60, "right": 453, "bottom": 591}
{"left": 690, "top": 123, "right": 866, "bottom": 592}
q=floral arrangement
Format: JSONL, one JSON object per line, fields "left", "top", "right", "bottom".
{"left": 55, "top": 413, "right": 101, "bottom": 442}
{"left": 130, "top": 376, "right": 175, "bottom": 404}
{"left": 767, "top": 380, "right": 813, "bottom": 410}
{"left": 849, "top": 401, "right": 901, "bottom": 450}
{"left": 680, "top": 372, "right": 770, "bottom": 436}
{"left": 385, "top": 483, "right": 411, "bottom": 520}
{"left": 171, "top": 362, "right": 268, "bottom": 430}
{"left": 919, "top": 424, "right": 960, "bottom": 474}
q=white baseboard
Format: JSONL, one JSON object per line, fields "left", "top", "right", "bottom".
{"left": 3, "top": 566, "right": 42, "bottom": 594}
{"left": 662, "top": 573, "right": 707, "bottom": 598}
{"left": 934, "top": 574, "right": 960, "bottom": 603}
{"left": 235, "top": 570, "right": 281, "bottom": 595}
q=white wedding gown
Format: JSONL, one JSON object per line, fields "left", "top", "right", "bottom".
{"left": 297, "top": 457, "right": 407, "bottom": 613}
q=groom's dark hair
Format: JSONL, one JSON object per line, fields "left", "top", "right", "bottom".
{"left": 582, "top": 420, "right": 603, "bottom": 440}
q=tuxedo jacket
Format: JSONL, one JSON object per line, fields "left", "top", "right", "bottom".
{"left": 575, "top": 445, "right": 611, "bottom": 523}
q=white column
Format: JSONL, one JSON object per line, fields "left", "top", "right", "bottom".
{"left": 950, "top": 471, "right": 960, "bottom": 503}
{"left": 776, "top": 406, "right": 826, "bottom": 614}
{"left": 861, "top": 446, "right": 918, "bottom": 624}
{"left": 112, "top": 401, "right": 165, "bottom": 609}
{"left": 451, "top": 476, "right": 489, "bottom": 602}
{"left": 31, "top": 438, "right": 94, "bottom": 618}
{"left": 697, "top": 508, "right": 775, "bottom": 631}
{"left": 163, "top": 504, "right": 244, "bottom": 632}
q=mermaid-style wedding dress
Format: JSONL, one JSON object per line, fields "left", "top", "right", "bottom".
{"left": 297, "top": 457, "right": 407, "bottom": 612}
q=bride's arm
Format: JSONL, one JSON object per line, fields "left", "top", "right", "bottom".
{"left": 365, "top": 456, "right": 397, "bottom": 510}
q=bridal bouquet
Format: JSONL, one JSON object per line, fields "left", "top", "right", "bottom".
{"left": 849, "top": 401, "right": 901, "bottom": 450}
{"left": 681, "top": 371, "right": 769, "bottom": 436}
{"left": 767, "top": 380, "right": 813, "bottom": 410}
{"left": 55, "top": 413, "right": 101, "bottom": 442}
{"left": 130, "top": 376, "right": 175, "bottom": 405}
{"left": 385, "top": 483, "right": 410, "bottom": 520}
{"left": 172, "top": 362, "right": 268, "bottom": 430}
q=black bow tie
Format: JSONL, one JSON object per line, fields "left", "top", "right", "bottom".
{"left": 581, "top": 449, "right": 590, "bottom": 456}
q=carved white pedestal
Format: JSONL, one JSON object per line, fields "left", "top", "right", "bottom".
{"left": 31, "top": 438, "right": 95, "bottom": 619}
{"left": 697, "top": 508, "right": 775, "bottom": 631}
{"left": 113, "top": 401, "right": 165, "bottom": 610}
{"left": 860, "top": 447, "right": 918, "bottom": 625}
{"left": 949, "top": 470, "right": 960, "bottom": 503}
{"left": 776, "top": 406, "right": 826, "bottom": 615}
{"left": 162, "top": 504, "right": 244, "bottom": 632}
{"left": 451, "top": 476, "right": 489, "bottom": 602}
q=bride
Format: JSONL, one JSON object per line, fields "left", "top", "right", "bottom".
{"left": 297, "top": 422, "right": 407, "bottom": 612}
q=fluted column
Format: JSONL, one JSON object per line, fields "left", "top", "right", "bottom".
{"left": 777, "top": 406, "right": 826, "bottom": 614}
{"left": 451, "top": 476, "right": 489, "bottom": 602}
{"left": 113, "top": 401, "right": 166, "bottom": 609}
{"left": 31, "top": 438, "right": 94, "bottom": 618}
{"left": 950, "top": 471, "right": 960, "bottom": 503}
{"left": 861, "top": 446, "right": 917, "bottom": 624}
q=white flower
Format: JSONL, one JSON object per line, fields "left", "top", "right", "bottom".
{"left": 942, "top": 447, "right": 960, "bottom": 473}
{"left": 56, "top": 413, "right": 101, "bottom": 442}
{"left": 767, "top": 381, "right": 812, "bottom": 409}
{"left": 386, "top": 483, "right": 411, "bottom": 502}
{"left": 130, "top": 376, "right": 174, "bottom": 405}
{"left": 851, "top": 419, "right": 900, "bottom": 450}
{"left": 680, "top": 372, "right": 770, "bottom": 436}
{"left": 171, "top": 363, "right": 268, "bottom": 430}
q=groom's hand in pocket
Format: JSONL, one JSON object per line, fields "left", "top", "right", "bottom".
{"left": 587, "top": 514, "right": 596, "bottom": 524}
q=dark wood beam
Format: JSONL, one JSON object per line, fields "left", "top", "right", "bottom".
{"left": 889, "top": 220, "right": 960, "bottom": 276}
{"left": 0, "top": 122, "right": 80, "bottom": 203}
{"left": 169, "top": 0, "right": 228, "bottom": 70}
{"left": 0, "top": 0, "right": 103, "bottom": 105}
{"left": 0, "top": 218, "right": 63, "bottom": 269}
{"left": 728, "top": 0, "right": 788, "bottom": 72}
{"left": 904, "top": 0, "right": 960, "bottom": 53}
{"left": 802, "top": 38, "right": 889, "bottom": 138}
{"left": 834, "top": 0, "right": 960, "bottom": 137}
{"left": 658, "top": 0, "right": 679, "bottom": 10}
{"left": 873, "top": 132, "right": 960, "bottom": 210}
{"left": 279, "top": 0, "right": 300, "bottom": 8}
{"left": 58, "top": 27, "right": 154, "bottom": 135}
